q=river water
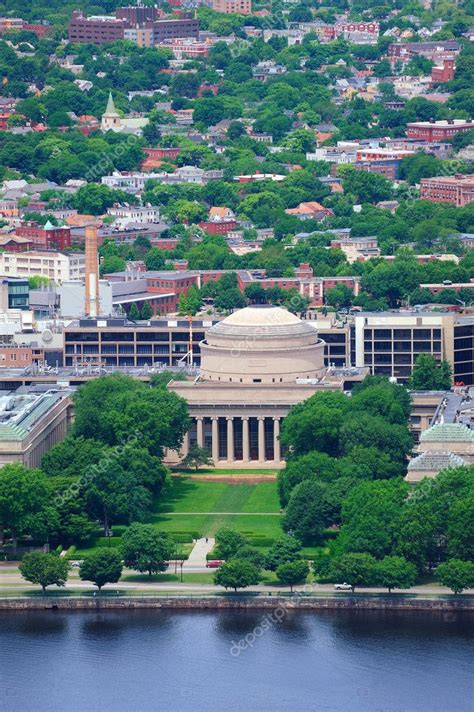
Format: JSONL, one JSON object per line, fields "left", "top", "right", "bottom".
{"left": 0, "top": 609, "right": 472, "bottom": 712}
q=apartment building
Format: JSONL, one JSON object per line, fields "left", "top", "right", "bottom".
{"left": 419, "top": 174, "right": 474, "bottom": 207}
{"left": 354, "top": 311, "right": 474, "bottom": 385}
{"left": 0, "top": 251, "right": 85, "bottom": 284}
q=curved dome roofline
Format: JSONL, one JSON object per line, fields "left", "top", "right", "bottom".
{"left": 219, "top": 305, "right": 302, "bottom": 328}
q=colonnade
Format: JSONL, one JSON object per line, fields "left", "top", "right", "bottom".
{"left": 181, "top": 415, "right": 283, "bottom": 464}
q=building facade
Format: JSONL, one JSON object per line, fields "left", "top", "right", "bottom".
{"left": 419, "top": 174, "right": 474, "bottom": 207}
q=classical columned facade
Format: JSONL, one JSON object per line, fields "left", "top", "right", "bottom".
{"left": 166, "top": 305, "right": 366, "bottom": 470}
{"left": 179, "top": 413, "right": 284, "bottom": 466}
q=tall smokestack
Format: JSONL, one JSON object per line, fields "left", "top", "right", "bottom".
{"left": 84, "top": 225, "right": 100, "bottom": 318}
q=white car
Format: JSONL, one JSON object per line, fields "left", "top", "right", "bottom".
{"left": 334, "top": 583, "right": 352, "bottom": 591}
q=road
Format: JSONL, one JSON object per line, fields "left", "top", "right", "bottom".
{"left": 0, "top": 567, "right": 472, "bottom": 596}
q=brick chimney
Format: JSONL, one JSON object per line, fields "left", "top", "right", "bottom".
{"left": 84, "top": 225, "right": 100, "bottom": 317}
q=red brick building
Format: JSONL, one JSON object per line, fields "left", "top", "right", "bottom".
{"left": 406, "top": 119, "right": 474, "bottom": 141}
{"left": 431, "top": 59, "right": 455, "bottom": 84}
{"left": 16, "top": 221, "right": 71, "bottom": 250}
{"left": 419, "top": 174, "right": 474, "bottom": 207}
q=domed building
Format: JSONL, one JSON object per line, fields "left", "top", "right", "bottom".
{"left": 167, "top": 304, "right": 366, "bottom": 469}
{"left": 199, "top": 305, "right": 326, "bottom": 384}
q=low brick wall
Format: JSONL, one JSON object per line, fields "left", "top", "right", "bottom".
{"left": 1, "top": 595, "right": 473, "bottom": 612}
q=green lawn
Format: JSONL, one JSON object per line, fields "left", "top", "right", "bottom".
{"left": 154, "top": 478, "right": 280, "bottom": 514}
{"left": 74, "top": 477, "right": 284, "bottom": 557}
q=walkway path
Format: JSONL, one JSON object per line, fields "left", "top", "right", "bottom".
{"left": 183, "top": 537, "right": 215, "bottom": 569}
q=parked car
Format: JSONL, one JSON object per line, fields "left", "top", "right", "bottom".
{"left": 334, "top": 583, "right": 352, "bottom": 591}
{"left": 206, "top": 560, "right": 223, "bottom": 568}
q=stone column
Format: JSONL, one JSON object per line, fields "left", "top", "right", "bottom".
{"left": 242, "top": 417, "right": 250, "bottom": 462}
{"left": 211, "top": 417, "right": 219, "bottom": 463}
{"left": 258, "top": 416, "right": 266, "bottom": 463}
{"left": 196, "top": 417, "right": 204, "bottom": 448}
{"left": 181, "top": 430, "right": 190, "bottom": 458}
{"left": 273, "top": 417, "right": 281, "bottom": 462}
{"left": 226, "top": 417, "right": 234, "bottom": 462}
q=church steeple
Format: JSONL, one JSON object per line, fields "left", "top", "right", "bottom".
{"left": 102, "top": 92, "right": 121, "bottom": 132}
{"left": 105, "top": 92, "right": 119, "bottom": 116}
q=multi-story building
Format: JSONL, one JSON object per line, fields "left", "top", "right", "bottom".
{"left": 68, "top": 11, "right": 127, "bottom": 43}
{"left": 419, "top": 174, "right": 474, "bottom": 207}
{"left": 431, "top": 59, "right": 455, "bottom": 84}
{"left": 0, "top": 386, "right": 73, "bottom": 468}
{"left": 212, "top": 0, "right": 252, "bottom": 14}
{"left": 330, "top": 236, "right": 380, "bottom": 263}
{"left": 0, "top": 251, "right": 85, "bottom": 284}
{"left": 63, "top": 317, "right": 219, "bottom": 369}
{"left": 354, "top": 311, "right": 474, "bottom": 385}
{"left": 406, "top": 119, "right": 474, "bottom": 141}
{"left": 0, "top": 343, "right": 44, "bottom": 368}
{"left": 69, "top": 9, "right": 198, "bottom": 45}
{"left": 388, "top": 41, "right": 460, "bottom": 63}
{"left": 0, "top": 277, "right": 29, "bottom": 311}
{"left": 15, "top": 221, "right": 71, "bottom": 251}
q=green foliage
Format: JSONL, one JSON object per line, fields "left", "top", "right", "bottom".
{"left": 214, "top": 527, "right": 248, "bottom": 559}
{"left": 79, "top": 549, "right": 123, "bottom": 590}
{"left": 0, "top": 463, "right": 59, "bottom": 546}
{"left": 264, "top": 535, "right": 302, "bottom": 571}
{"left": 436, "top": 559, "right": 474, "bottom": 594}
{"left": 182, "top": 445, "right": 214, "bottom": 471}
{"left": 408, "top": 354, "right": 453, "bottom": 391}
{"left": 329, "top": 553, "right": 377, "bottom": 591}
{"left": 276, "top": 559, "right": 309, "bottom": 591}
{"left": 19, "top": 552, "right": 69, "bottom": 592}
{"left": 283, "top": 480, "right": 328, "bottom": 545}
{"left": 121, "top": 524, "right": 174, "bottom": 576}
{"left": 214, "top": 559, "right": 261, "bottom": 591}
{"left": 373, "top": 555, "right": 417, "bottom": 593}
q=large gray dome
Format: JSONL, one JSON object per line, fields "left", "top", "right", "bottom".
{"left": 200, "top": 305, "right": 326, "bottom": 384}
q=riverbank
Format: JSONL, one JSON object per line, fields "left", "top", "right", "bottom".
{"left": 1, "top": 594, "right": 473, "bottom": 612}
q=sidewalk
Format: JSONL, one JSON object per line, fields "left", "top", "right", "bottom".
{"left": 183, "top": 537, "right": 215, "bottom": 569}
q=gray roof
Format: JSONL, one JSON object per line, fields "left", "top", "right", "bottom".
{"left": 420, "top": 423, "right": 474, "bottom": 442}
{"left": 408, "top": 451, "right": 466, "bottom": 471}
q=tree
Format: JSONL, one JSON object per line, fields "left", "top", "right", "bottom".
{"left": 280, "top": 391, "right": 349, "bottom": 457}
{"left": 283, "top": 480, "right": 328, "bottom": 544}
{"left": 264, "top": 535, "right": 302, "bottom": 571}
{"left": 79, "top": 550, "right": 123, "bottom": 591}
{"left": 278, "top": 451, "right": 338, "bottom": 506}
{"left": 341, "top": 168, "right": 392, "bottom": 204}
{"left": 408, "top": 354, "right": 452, "bottom": 391}
{"left": 374, "top": 556, "right": 417, "bottom": 593}
{"left": 19, "top": 552, "right": 69, "bottom": 592}
{"left": 181, "top": 445, "right": 213, "bottom": 471}
{"left": 145, "top": 248, "right": 165, "bottom": 271}
{"left": 72, "top": 374, "right": 190, "bottom": 458}
{"left": 276, "top": 560, "right": 309, "bottom": 592}
{"left": 340, "top": 480, "right": 409, "bottom": 559}
{"left": 214, "top": 528, "right": 247, "bottom": 559}
{"left": 339, "top": 414, "right": 412, "bottom": 466}
{"left": 214, "top": 559, "right": 261, "bottom": 591}
{"left": 140, "top": 302, "right": 153, "bottom": 320}
{"left": 0, "top": 463, "right": 58, "bottom": 549}
{"left": 121, "top": 524, "right": 174, "bottom": 576}
{"left": 128, "top": 303, "right": 140, "bottom": 321}
{"left": 329, "top": 553, "right": 376, "bottom": 592}
{"left": 436, "top": 559, "right": 474, "bottom": 594}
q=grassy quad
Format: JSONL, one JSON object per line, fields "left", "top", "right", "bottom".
{"left": 74, "top": 477, "right": 283, "bottom": 558}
